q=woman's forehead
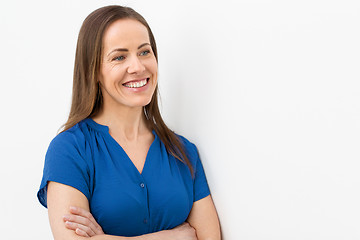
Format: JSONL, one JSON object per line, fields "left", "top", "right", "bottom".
{"left": 103, "top": 19, "right": 150, "bottom": 49}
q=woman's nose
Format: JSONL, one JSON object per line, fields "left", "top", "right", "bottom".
{"left": 127, "top": 55, "right": 145, "bottom": 74}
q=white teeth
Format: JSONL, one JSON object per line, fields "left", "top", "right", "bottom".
{"left": 124, "top": 79, "right": 148, "bottom": 88}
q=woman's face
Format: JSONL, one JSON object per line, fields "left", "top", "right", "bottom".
{"left": 99, "top": 19, "right": 158, "bottom": 111}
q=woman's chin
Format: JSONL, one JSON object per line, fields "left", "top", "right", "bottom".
{"left": 124, "top": 97, "right": 153, "bottom": 109}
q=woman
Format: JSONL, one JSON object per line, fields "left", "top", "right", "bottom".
{"left": 37, "top": 5, "right": 221, "bottom": 240}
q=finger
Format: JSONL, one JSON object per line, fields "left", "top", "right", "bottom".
{"left": 64, "top": 214, "right": 97, "bottom": 232}
{"left": 69, "top": 207, "right": 104, "bottom": 234}
{"left": 67, "top": 210, "right": 104, "bottom": 235}
{"left": 64, "top": 221, "right": 96, "bottom": 237}
{"left": 69, "top": 207, "right": 103, "bottom": 230}
{"left": 75, "top": 228, "right": 90, "bottom": 237}
{"left": 65, "top": 221, "right": 95, "bottom": 237}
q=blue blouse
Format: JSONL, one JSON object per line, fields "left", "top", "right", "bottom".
{"left": 37, "top": 118, "right": 210, "bottom": 237}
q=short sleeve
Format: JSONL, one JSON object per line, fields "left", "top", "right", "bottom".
{"left": 192, "top": 144, "right": 211, "bottom": 202}
{"left": 37, "top": 131, "right": 91, "bottom": 208}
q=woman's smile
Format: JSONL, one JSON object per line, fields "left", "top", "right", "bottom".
{"left": 122, "top": 78, "right": 149, "bottom": 90}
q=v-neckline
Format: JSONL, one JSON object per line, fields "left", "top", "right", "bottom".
{"left": 111, "top": 132, "right": 156, "bottom": 176}
{"left": 86, "top": 118, "right": 156, "bottom": 176}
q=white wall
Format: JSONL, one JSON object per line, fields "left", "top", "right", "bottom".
{"left": 1, "top": 0, "right": 359, "bottom": 239}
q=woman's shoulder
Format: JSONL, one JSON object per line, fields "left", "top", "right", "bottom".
{"left": 176, "top": 133, "right": 195, "bottom": 147}
{"left": 51, "top": 121, "right": 81, "bottom": 142}
{"left": 175, "top": 133, "right": 200, "bottom": 161}
{"left": 48, "top": 119, "right": 93, "bottom": 152}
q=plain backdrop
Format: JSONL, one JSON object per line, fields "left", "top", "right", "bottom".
{"left": 1, "top": 0, "right": 359, "bottom": 239}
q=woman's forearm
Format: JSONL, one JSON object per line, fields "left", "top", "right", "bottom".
{"left": 90, "top": 230, "right": 169, "bottom": 240}
{"left": 90, "top": 223, "right": 196, "bottom": 240}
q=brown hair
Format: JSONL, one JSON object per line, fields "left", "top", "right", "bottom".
{"left": 62, "top": 5, "right": 193, "bottom": 175}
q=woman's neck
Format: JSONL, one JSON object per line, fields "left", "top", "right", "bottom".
{"left": 92, "top": 105, "right": 149, "bottom": 142}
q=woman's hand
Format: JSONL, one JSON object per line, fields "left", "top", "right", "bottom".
{"left": 62, "top": 206, "right": 197, "bottom": 239}
{"left": 63, "top": 206, "right": 104, "bottom": 237}
{"left": 166, "top": 222, "right": 198, "bottom": 240}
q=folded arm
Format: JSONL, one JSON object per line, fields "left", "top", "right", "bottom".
{"left": 47, "top": 181, "right": 197, "bottom": 240}
{"left": 64, "top": 195, "right": 222, "bottom": 240}
{"left": 187, "top": 195, "right": 221, "bottom": 240}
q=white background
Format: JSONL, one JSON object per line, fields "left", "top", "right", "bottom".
{"left": 1, "top": 0, "right": 359, "bottom": 239}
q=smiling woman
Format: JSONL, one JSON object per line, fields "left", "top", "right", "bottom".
{"left": 98, "top": 19, "right": 157, "bottom": 110}
{"left": 37, "top": 5, "right": 221, "bottom": 240}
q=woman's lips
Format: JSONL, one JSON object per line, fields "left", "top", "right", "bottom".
{"left": 122, "top": 78, "right": 149, "bottom": 89}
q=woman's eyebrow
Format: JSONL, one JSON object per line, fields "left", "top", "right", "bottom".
{"left": 138, "top": 43, "right": 150, "bottom": 49}
{"left": 107, "top": 43, "right": 150, "bottom": 56}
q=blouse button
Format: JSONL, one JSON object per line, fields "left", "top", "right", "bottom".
{"left": 140, "top": 183, "right": 145, "bottom": 188}
{"left": 143, "top": 218, "right": 148, "bottom": 224}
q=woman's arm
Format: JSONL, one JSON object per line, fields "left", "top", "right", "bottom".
{"left": 47, "top": 181, "right": 93, "bottom": 240}
{"left": 47, "top": 181, "right": 197, "bottom": 240}
{"left": 65, "top": 197, "right": 221, "bottom": 240}
{"left": 186, "top": 195, "right": 221, "bottom": 240}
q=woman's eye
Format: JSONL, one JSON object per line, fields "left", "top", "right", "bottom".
{"left": 113, "top": 56, "right": 125, "bottom": 61}
{"left": 139, "top": 50, "right": 150, "bottom": 56}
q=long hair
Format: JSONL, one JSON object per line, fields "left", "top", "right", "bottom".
{"left": 62, "top": 5, "right": 193, "bottom": 175}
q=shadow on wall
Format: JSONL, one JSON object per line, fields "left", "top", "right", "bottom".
{"left": 159, "top": 15, "right": 226, "bottom": 239}
{"left": 161, "top": 21, "right": 217, "bottom": 135}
